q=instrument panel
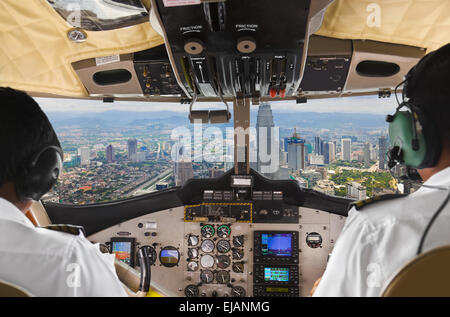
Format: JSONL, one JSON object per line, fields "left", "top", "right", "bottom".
{"left": 88, "top": 204, "right": 345, "bottom": 297}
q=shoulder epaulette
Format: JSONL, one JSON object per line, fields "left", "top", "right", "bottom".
{"left": 41, "top": 224, "right": 86, "bottom": 236}
{"left": 348, "top": 194, "right": 408, "bottom": 211}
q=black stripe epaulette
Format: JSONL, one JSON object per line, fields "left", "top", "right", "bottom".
{"left": 348, "top": 194, "right": 408, "bottom": 211}
{"left": 41, "top": 224, "right": 86, "bottom": 236}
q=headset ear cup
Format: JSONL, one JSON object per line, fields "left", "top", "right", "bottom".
{"left": 412, "top": 105, "right": 441, "bottom": 168}
{"left": 17, "top": 146, "right": 63, "bottom": 201}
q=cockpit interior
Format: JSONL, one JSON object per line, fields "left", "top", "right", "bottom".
{"left": 1, "top": 0, "right": 449, "bottom": 298}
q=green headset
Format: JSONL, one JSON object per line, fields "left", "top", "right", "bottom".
{"left": 386, "top": 51, "right": 442, "bottom": 170}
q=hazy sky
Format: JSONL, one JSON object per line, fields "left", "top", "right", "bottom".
{"left": 36, "top": 95, "right": 399, "bottom": 114}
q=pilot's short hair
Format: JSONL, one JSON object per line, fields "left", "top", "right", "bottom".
{"left": 0, "top": 87, "right": 61, "bottom": 188}
{"left": 406, "top": 43, "right": 450, "bottom": 147}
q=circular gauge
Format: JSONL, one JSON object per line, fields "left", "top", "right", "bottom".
{"left": 200, "top": 270, "right": 214, "bottom": 284}
{"left": 99, "top": 244, "right": 110, "bottom": 254}
{"left": 231, "top": 286, "right": 246, "bottom": 297}
{"left": 216, "top": 255, "right": 231, "bottom": 269}
{"left": 216, "top": 240, "right": 231, "bottom": 253}
{"left": 232, "top": 262, "right": 244, "bottom": 273}
{"left": 232, "top": 248, "right": 244, "bottom": 260}
{"left": 139, "top": 245, "right": 157, "bottom": 265}
{"left": 216, "top": 270, "right": 230, "bottom": 284}
{"left": 217, "top": 225, "right": 231, "bottom": 238}
{"left": 232, "top": 235, "right": 244, "bottom": 247}
{"left": 159, "top": 246, "right": 180, "bottom": 267}
{"left": 201, "top": 224, "right": 215, "bottom": 238}
{"left": 188, "top": 235, "right": 199, "bottom": 246}
{"left": 201, "top": 239, "right": 215, "bottom": 253}
{"left": 200, "top": 254, "right": 215, "bottom": 268}
{"left": 188, "top": 248, "right": 199, "bottom": 259}
{"left": 184, "top": 284, "right": 199, "bottom": 297}
{"left": 187, "top": 261, "right": 199, "bottom": 272}
{"left": 306, "top": 232, "right": 323, "bottom": 248}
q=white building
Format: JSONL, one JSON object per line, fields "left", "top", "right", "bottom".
{"left": 347, "top": 182, "right": 367, "bottom": 200}
{"left": 79, "top": 146, "right": 90, "bottom": 166}
{"left": 308, "top": 154, "right": 325, "bottom": 165}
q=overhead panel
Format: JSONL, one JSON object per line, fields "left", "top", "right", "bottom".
{"left": 152, "top": 0, "right": 313, "bottom": 100}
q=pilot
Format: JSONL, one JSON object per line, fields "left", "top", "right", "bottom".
{"left": 0, "top": 88, "right": 127, "bottom": 296}
{"left": 312, "top": 43, "right": 450, "bottom": 297}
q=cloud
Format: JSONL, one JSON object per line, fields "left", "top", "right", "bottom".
{"left": 36, "top": 95, "right": 399, "bottom": 114}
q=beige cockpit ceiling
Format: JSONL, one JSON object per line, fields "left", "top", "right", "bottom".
{"left": 0, "top": 0, "right": 449, "bottom": 99}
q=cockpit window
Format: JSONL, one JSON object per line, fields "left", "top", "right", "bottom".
{"left": 36, "top": 96, "right": 416, "bottom": 205}
{"left": 47, "top": 0, "right": 149, "bottom": 32}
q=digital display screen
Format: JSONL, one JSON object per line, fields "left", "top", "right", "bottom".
{"left": 261, "top": 233, "right": 292, "bottom": 257}
{"left": 111, "top": 241, "right": 132, "bottom": 265}
{"left": 231, "top": 176, "right": 253, "bottom": 187}
{"left": 160, "top": 249, "right": 179, "bottom": 264}
{"left": 266, "top": 287, "right": 289, "bottom": 293}
{"left": 264, "top": 267, "right": 290, "bottom": 282}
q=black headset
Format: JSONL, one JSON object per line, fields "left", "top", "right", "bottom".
{"left": 15, "top": 145, "right": 63, "bottom": 202}
{"left": 386, "top": 51, "right": 442, "bottom": 170}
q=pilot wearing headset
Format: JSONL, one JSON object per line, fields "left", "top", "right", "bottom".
{"left": 0, "top": 88, "right": 127, "bottom": 296}
{"left": 312, "top": 43, "right": 450, "bottom": 297}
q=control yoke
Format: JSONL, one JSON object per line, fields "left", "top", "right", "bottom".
{"left": 138, "top": 246, "right": 153, "bottom": 293}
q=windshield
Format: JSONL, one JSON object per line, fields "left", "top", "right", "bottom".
{"left": 48, "top": 0, "right": 148, "bottom": 31}
{"left": 37, "top": 95, "right": 421, "bottom": 205}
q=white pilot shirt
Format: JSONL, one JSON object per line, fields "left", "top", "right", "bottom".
{"left": 314, "top": 167, "right": 450, "bottom": 297}
{"left": 0, "top": 198, "right": 127, "bottom": 297}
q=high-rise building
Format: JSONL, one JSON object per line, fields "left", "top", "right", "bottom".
{"left": 323, "top": 142, "right": 330, "bottom": 164}
{"left": 283, "top": 137, "right": 290, "bottom": 153}
{"left": 287, "top": 129, "right": 305, "bottom": 171}
{"left": 379, "top": 136, "right": 388, "bottom": 170}
{"left": 314, "top": 136, "right": 321, "bottom": 155}
{"left": 106, "top": 144, "right": 115, "bottom": 163}
{"left": 176, "top": 162, "right": 194, "bottom": 186}
{"left": 347, "top": 182, "right": 367, "bottom": 200}
{"left": 341, "top": 138, "right": 352, "bottom": 161}
{"left": 174, "top": 144, "right": 193, "bottom": 186}
{"left": 363, "top": 143, "right": 371, "bottom": 168}
{"left": 127, "top": 138, "right": 137, "bottom": 159}
{"left": 256, "top": 102, "right": 276, "bottom": 179}
{"left": 130, "top": 152, "right": 146, "bottom": 163}
{"left": 79, "top": 147, "right": 90, "bottom": 166}
{"left": 328, "top": 141, "right": 336, "bottom": 163}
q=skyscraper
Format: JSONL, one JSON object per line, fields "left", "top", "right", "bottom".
{"left": 314, "top": 136, "right": 321, "bottom": 155}
{"left": 287, "top": 129, "right": 305, "bottom": 171}
{"left": 341, "top": 138, "right": 352, "bottom": 161}
{"left": 127, "top": 138, "right": 137, "bottom": 159}
{"left": 176, "top": 162, "right": 194, "bottom": 186}
{"left": 106, "top": 144, "right": 115, "bottom": 163}
{"left": 256, "top": 102, "right": 276, "bottom": 178}
{"left": 323, "top": 142, "right": 330, "bottom": 164}
{"left": 329, "top": 142, "right": 336, "bottom": 163}
{"left": 363, "top": 142, "right": 371, "bottom": 168}
{"left": 379, "top": 136, "right": 388, "bottom": 170}
{"left": 79, "top": 147, "right": 90, "bottom": 166}
{"left": 174, "top": 144, "right": 193, "bottom": 186}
